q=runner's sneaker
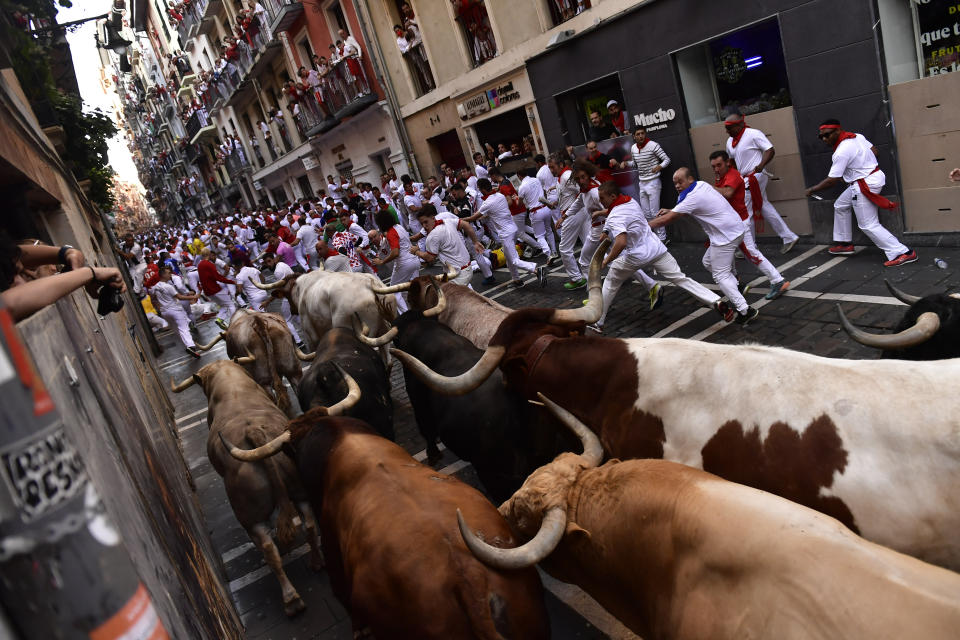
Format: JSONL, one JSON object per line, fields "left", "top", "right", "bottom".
{"left": 186, "top": 346, "right": 202, "bottom": 359}
{"left": 509, "top": 279, "right": 525, "bottom": 289}
{"left": 735, "top": 306, "right": 760, "bottom": 325}
{"left": 713, "top": 300, "right": 735, "bottom": 323}
{"left": 546, "top": 254, "right": 560, "bottom": 267}
{"left": 481, "top": 276, "right": 496, "bottom": 286}
{"left": 563, "top": 278, "right": 587, "bottom": 291}
{"left": 215, "top": 318, "right": 229, "bottom": 331}
{"left": 649, "top": 284, "right": 664, "bottom": 311}
{"left": 536, "top": 265, "right": 548, "bottom": 287}
{"left": 883, "top": 250, "right": 918, "bottom": 268}
{"left": 781, "top": 238, "right": 799, "bottom": 255}
{"left": 586, "top": 323, "right": 603, "bottom": 334}
{"left": 828, "top": 244, "right": 855, "bottom": 255}
{"left": 765, "top": 280, "right": 790, "bottom": 300}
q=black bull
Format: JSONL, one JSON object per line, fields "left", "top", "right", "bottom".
{"left": 392, "top": 309, "right": 577, "bottom": 503}
{"left": 297, "top": 328, "right": 394, "bottom": 440}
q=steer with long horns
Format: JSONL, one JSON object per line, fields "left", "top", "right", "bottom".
{"left": 252, "top": 268, "right": 397, "bottom": 365}
{"left": 194, "top": 309, "right": 314, "bottom": 416}
{"left": 221, "top": 385, "right": 551, "bottom": 639}
{"left": 170, "top": 360, "right": 325, "bottom": 617}
{"left": 393, "top": 239, "right": 960, "bottom": 570}
{"left": 837, "top": 279, "right": 960, "bottom": 360}
{"left": 459, "top": 395, "right": 960, "bottom": 640}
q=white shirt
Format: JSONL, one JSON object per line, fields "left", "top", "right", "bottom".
{"left": 477, "top": 192, "right": 517, "bottom": 239}
{"left": 296, "top": 224, "right": 319, "bottom": 253}
{"left": 536, "top": 164, "right": 557, "bottom": 204}
{"left": 829, "top": 134, "right": 881, "bottom": 185}
{"left": 345, "top": 222, "right": 369, "bottom": 248}
{"left": 518, "top": 176, "right": 545, "bottom": 210}
{"left": 604, "top": 197, "right": 666, "bottom": 264}
{"left": 424, "top": 217, "right": 470, "bottom": 270}
{"left": 384, "top": 224, "right": 420, "bottom": 269}
{"left": 428, "top": 192, "right": 447, "bottom": 213}
{"left": 235, "top": 266, "right": 269, "bottom": 305}
{"left": 726, "top": 127, "right": 773, "bottom": 177}
{"left": 474, "top": 164, "right": 489, "bottom": 180}
{"left": 150, "top": 281, "right": 182, "bottom": 313}
{"left": 671, "top": 181, "right": 748, "bottom": 245}
{"left": 273, "top": 260, "right": 295, "bottom": 280}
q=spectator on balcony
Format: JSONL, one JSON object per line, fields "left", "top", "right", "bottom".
{"left": 338, "top": 29, "right": 370, "bottom": 96}
{"left": 452, "top": 0, "right": 496, "bottom": 64}
{"left": 606, "top": 99, "right": 629, "bottom": 137}
{"left": 586, "top": 109, "right": 615, "bottom": 141}
{"left": 269, "top": 107, "right": 291, "bottom": 152}
{"left": 394, "top": 23, "right": 434, "bottom": 93}
{"left": 249, "top": 0, "right": 271, "bottom": 43}
{"left": 258, "top": 119, "right": 278, "bottom": 160}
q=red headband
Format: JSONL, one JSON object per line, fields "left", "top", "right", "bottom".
{"left": 818, "top": 124, "right": 841, "bottom": 131}
{"left": 723, "top": 118, "right": 743, "bottom": 126}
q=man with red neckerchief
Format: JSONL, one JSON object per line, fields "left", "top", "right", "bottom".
{"left": 724, "top": 111, "right": 799, "bottom": 255}
{"left": 588, "top": 181, "right": 724, "bottom": 333}
{"left": 805, "top": 118, "right": 915, "bottom": 268}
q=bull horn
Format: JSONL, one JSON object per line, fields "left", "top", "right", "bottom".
{"left": 252, "top": 277, "right": 285, "bottom": 290}
{"left": 352, "top": 313, "right": 399, "bottom": 347}
{"left": 837, "top": 305, "right": 940, "bottom": 350}
{"left": 438, "top": 264, "right": 460, "bottom": 282}
{"left": 296, "top": 347, "right": 316, "bottom": 361}
{"left": 884, "top": 279, "right": 921, "bottom": 305}
{"left": 549, "top": 238, "right": 609, "bottom": 325}
{"left": 219, "top": 430, "right": 290, "bottom": 462}
{"left": 457, "top": 507, "right": 566, "bottom": 570}
{"left": 370, "top": 279, "right": 412, "bottom": 295}
{"left": 950, "top": 293, "right": 960, "bottom": 301}
{"left": 391, "top": 345, "right": 505, "bottom": 395}
{"left": 234, "top": 351, "right": 256, "bottom": 364}
{"left": 194, "top": 332, "right": 225, "bottom": 351}
{"left": 536, "top": 392, "right": 603, "bottom": 468}
{"left": 422, "top": 280, "right": 447, "bottom": 317}
{"left": 326, "top": 363, "right": 361, "bottom": 416}
{"left": 170, "top": 374, "right": 197, "bottom": 393}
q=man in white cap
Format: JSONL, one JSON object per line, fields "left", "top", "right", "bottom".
{"left": 606, "top": 99, "right": 629, "bottom": 137}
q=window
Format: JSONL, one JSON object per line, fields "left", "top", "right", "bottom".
{"left": 879, "top": 0, "right": 958, "bottom": 83}
{"left": 545, "top": 0, "right": 591, "bottom": 28}
{"left": 675, "top": 18, "right": 791, "bottom": 126}
{"left": 553, "top": 74, "right": 624, "bottom": 146}
{"left": 297, "top": 175, "right": 313, "bottom": 198}
{"left": 325, "top": 0, "right": 349, "bottom": 38}
{"left": 297, "top": 35, "right": 315, "bottom": 68}
{"left": 451, "top": 0, "right": 496, "bottom": 67}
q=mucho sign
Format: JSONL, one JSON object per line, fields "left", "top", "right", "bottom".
{"left": 634, "top": 108, "right": 677, "bottom": 131}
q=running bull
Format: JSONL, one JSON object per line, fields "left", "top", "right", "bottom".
{"left": 459, "top": 395, "right": 960, "bottom": 640}
{"left": 194, "top": 309, "right": 314, "bottom": 416}
{"left": 170, "top": 360, "right": 322, "bottom": 616}
{"left": 837, "top": 279, "right": 960, "bottom": 360}
{"left": 221, "top": 377, "right": 551, "bottom": 640}
{"left": 393, "top": 239, "right": 960, "bottom": 570}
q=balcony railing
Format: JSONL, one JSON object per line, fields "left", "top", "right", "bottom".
{"left": 546, "top": 0, "right": 591, "bottom": 26}
{"left": 175, "top": 1, "right": 204, "bottom": 44}
{"left": 224, "top": 150, "right": 250, "bottom": 177}
{"left": 262, "top": 0, "right": 303, "bottom": 34}
{"left": 185, "top": 109, "right": 209, "bottom": 141}
{"left": 453, "top": 2, "right": 497, "bottom": 67}
{"left": 324, "top": 56, "right": 376, "bottom": 119}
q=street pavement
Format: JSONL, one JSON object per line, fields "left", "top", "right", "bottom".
{"left": 155, "top": 239, "right": 957, "bottom": 639}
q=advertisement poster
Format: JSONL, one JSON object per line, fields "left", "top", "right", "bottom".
{"left": 915, "top": 0, "right": 960, "bottom": 76}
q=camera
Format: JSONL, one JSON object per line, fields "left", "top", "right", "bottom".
{"left": 96, "top": 284, "right": 125, "bottom": 315}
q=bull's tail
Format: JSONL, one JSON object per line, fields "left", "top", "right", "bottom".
{"left": 253, "top": 315, "right": 291, "bottom": 416}
{"left": 247, "top": 425, "right": 299, "bottom": 549}
{"left": 449, "top": 545, "right": 513, "bottom": 640}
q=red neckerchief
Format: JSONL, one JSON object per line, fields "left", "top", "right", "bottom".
{"left": 611, "top": 112, "right": 625, "bottom": 132}
{"left": 829, "top": 128, "right": 857, "bottom": 150}
{"left": 589, "top": 150, "right": 601, "bottom": 163}
{"left": 610, "top": 194, "right": 632, "bottom": 209}
{"left": 637, "top": 138, "right": 650, "bottom": 149}
{"left": 434, "top": 219, "right": 444, "bottom": 225}
{"left": 580, "top": 179, "right": 600, "bottom": 194}
{"left": 729, "top": 123, "right": 747, "bottom": 148}
{"left": 404, "top": 186, "right": 414, "bottom": 195}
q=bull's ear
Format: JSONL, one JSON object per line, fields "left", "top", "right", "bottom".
{"left": 565, "top": 521, "right": 592, "bottom": 543}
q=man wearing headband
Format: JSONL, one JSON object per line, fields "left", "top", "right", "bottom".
{"left": 805, "top": 119, "right": 915, "bottom": 268}
{"left": 724, "top": 111, "right": 799, "bottom": 255}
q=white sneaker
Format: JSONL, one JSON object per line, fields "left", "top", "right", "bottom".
{"left": 586, "top": 322, "right": 603, "bottom": 334}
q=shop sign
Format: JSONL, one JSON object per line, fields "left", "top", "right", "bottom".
{"left": 458, "top": 81, "right": 523, "bottom": 120}
{"left": 914, "top": 0, "right": 960, "bottom": 76}
{"left": 253, "top": 180, "right": 262, "bottom": 190}
{"left": 633, "top": 108, "right": 677, "bottom": 131}
{"left": 302, "top": 155, "right": 320, "bottom": 171}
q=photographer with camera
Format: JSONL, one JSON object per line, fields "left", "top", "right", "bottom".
{"left": 1, "top": 231, "right": 126, "bottom": 321}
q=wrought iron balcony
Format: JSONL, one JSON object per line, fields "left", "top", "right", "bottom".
{"left": 263, "top": 0, "right": 303, "bottom": 34}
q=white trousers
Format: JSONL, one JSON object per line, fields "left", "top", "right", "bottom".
{"left": 280, "top": 299, "right": 301, "bottom": 343}
{"left": 246, "top": 291, "right": 271, "bottom": 311}
{"left": 463, "top": 240, "right": 493, "bottom": 278}
{"left": 512, "top": 213, "right": 540, "bottom": 249}
{"left": 159, "top": 305, "right": 195, "bottom": 348}
{"left": 702, "top": 235, "right": 749, "bottom": 313}
{"left": 211, "top": 289, "right": 236, "bottom": 323}
{"left": 558, "top": 208, "right": 590, "bottom": 281}
{"left": 740, "top": 219, "right": 783, "bottom": 284}
{"left": 498, "top": 226, "right": 537, "bottom": 280}
{"left": 146, "top": 312, "right": 168, "bottom": 330}
{"left": 599, "top": 251, "right": 719, "bottom": 326}
{"left": 833, "top": 179, "right": 907, "bottom": 260}
{"left": 391, "top": 258, "right": 421, "bottom": 314}
{"left": 578, "top": 225, "right": 652, "bottom": 288}
{"left": 637, "top": 179, "right": 666, "bottom": 242}
{"left": 744, "top": 173, "right": 799, "bottom": 244}
{"left": 529, "top": 206, "right": 556, "bottom": 255}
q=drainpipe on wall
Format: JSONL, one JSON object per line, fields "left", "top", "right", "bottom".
{"left": 354, "top": 0, "right": 420, "bottom": 182}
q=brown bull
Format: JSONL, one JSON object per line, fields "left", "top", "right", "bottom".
{"left": 170, "top": 360, "right": 322, "bottom": 616}
{"left": 222, "top": 398, "right": 551, "bottom": 639}
{"left": 194, "top": 309, "right": 314, "bottom": 416}
{"left": 459, "top": 395, "right": 960, "bottom": 640}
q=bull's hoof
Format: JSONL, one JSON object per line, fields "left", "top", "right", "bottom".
{"left": 283, "top": 595, "right": 306, "bottom": 617}
{"left": 309, "top": 550, "right": 325, "bottom": 571}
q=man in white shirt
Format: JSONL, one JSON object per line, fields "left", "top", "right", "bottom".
{"left": 621, "top": 125, "right": 670, "bottom": 243}
{"left": 232, "top": 258, "right": 270, "bottom": 311}
{"left": 295, "top": 222, "right": 319, "bottom": 270}
{"left": 545, "top": 153, "right": 590, "bottom": 289}
{"left": 473, "top": 152, "right": 489, "bottom": 181}
{"left": 805, "top": 119, "right": 914, "bottom": 267}
{"left": 262, "top": 252, "right": 303, "bottom": 344}
{"left": 724, "top": 112, "right": 799, "bottom": 254}
{"left": 590, "top": 181, "right": 724, "bottom": 332}
{"left": 518, "top": 167, "right": 554, "bottom": 258}
{"left": 149, "top": 266, "right": 201, "bottom": 355}
{"left": 651, "top": 168, "right": 755, "bottom": 324}
{"left": 410, "top": 204, "right": 480, "bottom": 287}
{"left": 464, "top": 180, "right": 545, "bottom": 287}
{"left": 326, "top": 174, "right": 344, "bottom": 202}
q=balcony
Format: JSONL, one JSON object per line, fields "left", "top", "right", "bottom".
{"left": 224, "top": 150, "right": 251, "bottom": 178}
{"left": 186, "top": 110, "right": 216, "bottom": 145}
{"left": 452, "top": 1, "right": 497, "bottom": 67}
{"left": 323, "top": 57, "right": 377, "bottom": 120}
{"left": 546, "top": 0, "right": 591, "bottom": 26}
{"left": 263, "top": 0, "right": 303, "bottom": 34}
{"left": 401, "top": 42, "right": 435, "bottom": 98}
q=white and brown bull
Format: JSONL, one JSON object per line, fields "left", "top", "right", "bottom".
{"left": 372, "top": 268, "right": 512, "bottom": 349}
{"left": 194, "top": 309, "right": 314, "bottom": 416}
{"left": 459, "top": 395, "right": 960, "bottom": 640}
{"left": 393, "top": 241, "right": 960, "bottom": 570}
{"left": 837, "top": 279, "right": 960, "bottom": 360}
{"left": 221, "top": 393, "right": 551, "bottom": 638}
{"left": 170, "top": 360, "right": 333, "bottom": 616}
{"left": 253, "top": 270, "right": 396, "bottom": 365}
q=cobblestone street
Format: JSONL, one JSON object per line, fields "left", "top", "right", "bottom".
{"left": 158, "top": 240, "right": 958, "bottom": 639}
